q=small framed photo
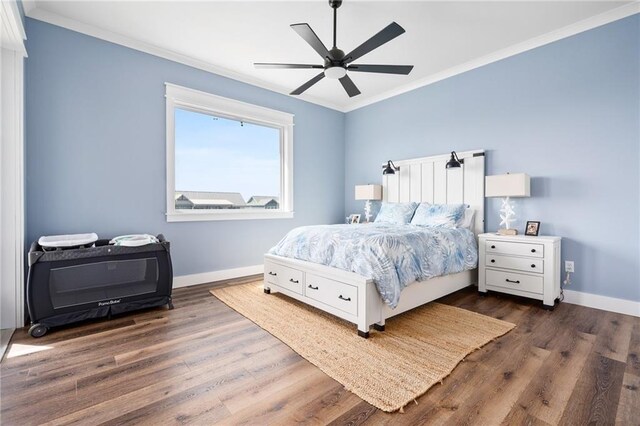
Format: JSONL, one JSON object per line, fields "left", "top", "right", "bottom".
{"left": 349, "top": 214, "right": 361, "bottom": 224}
{"left": 525, "top": 221, "right": 540, "bottom": 236}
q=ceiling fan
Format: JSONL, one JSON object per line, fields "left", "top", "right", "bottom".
{"left": 254, "top": 0, "right": 413, "bottom": 98}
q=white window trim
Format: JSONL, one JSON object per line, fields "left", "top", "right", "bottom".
{"left": 165, "top": 83, "right": 294, "bottom": 222}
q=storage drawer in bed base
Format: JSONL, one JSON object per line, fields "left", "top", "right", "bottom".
{"left": 263, "top": 254, "right": 475, "bottom": 339}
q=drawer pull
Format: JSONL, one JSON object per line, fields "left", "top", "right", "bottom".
{"left": 531, "top": 249, "right": 536, "bottom": 253}
{"left": 531, "top": 264, "right": 536, "bottom": 268}
{"left": 491, "top": 245, "right": 496, "bottom": 249}
{"left": 338, "top": 295, "right": 351, "bottom": 302}
{"left": 490, "top": 259, "right": 496, "bottom": 263}
{"left": 307, "top": 284, "right": 318, "bottom": 290}
{"left": 289, "top": 278, "right": 299, "bottom": 283}
{"left": 505, "top": 279, "right": 520, "bottom": 284}
{"left": 268, "top": 271, "right": 277, "bottom": 276}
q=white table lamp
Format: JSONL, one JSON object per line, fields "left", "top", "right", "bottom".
{"left": 485, "top": 173, "right": 530, "bottom": 235}
{"left": 355, "top": 184, "right": 382, "bottom": 223}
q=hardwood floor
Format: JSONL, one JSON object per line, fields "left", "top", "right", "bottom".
{"left": 1, "top": 277, "right": 638, "bottom": 425}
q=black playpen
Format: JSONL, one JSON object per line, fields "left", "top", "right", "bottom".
{"left": 26, "top": 234, "right": 173, "bottom": 337}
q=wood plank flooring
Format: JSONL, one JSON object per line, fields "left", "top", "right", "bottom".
{"left": 1, "top": 277, "right": 638, "bottom": 425}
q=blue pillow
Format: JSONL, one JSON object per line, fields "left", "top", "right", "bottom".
{"left": 374, "top": 202, "right": 418, "bottom": 224}
{"left": 411, "top": 203, "right": 466, "bottom": 228}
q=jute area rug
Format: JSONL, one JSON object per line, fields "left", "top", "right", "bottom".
{"left": 210, "top": 281, "right": 515, "bottom": 412}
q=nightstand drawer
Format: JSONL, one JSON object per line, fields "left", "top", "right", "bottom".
{"left": 305, "top": 273, "right": 358, "bottom": 316}
{"left": 485, "top": 240, "right": 543, "bottom": 258}
{"left": 486, "top": 269, "right": 543, "bottom": 294}
{"left": 485, "top": 254, "right": 544, "bottom": 274}
{"left": 264, "top": 261, "right": 304, "bottom": 295}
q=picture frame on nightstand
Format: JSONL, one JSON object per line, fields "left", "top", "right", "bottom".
{"left": 348, "top": 214, "right": 361, "bottom": 224}
{"left": 525, "top": 221, "right": 540, "bottom": 236}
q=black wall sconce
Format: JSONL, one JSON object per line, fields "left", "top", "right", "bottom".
{"left": 445, "top": 151, "right": 464, "bottom": 169}
{"left": 382, "top": 160, "right": 399, "bottom": 175}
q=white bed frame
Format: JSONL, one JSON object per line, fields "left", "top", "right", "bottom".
{"left": 264, "top": 150, "right": 485, "bottom": 337}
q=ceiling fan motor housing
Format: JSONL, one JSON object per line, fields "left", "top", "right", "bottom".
{"left": 327, "top": 48, "right": 345, "bottom": 63}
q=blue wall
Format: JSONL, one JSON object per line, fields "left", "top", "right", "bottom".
{"left": 25, "top": 15, "right": 640, "bottom": 302}
{"left": 25, "top": 19, "right": 345, "bottom": 276}
{"left": 345, "top": 15, "right": 640, "bottom": 302}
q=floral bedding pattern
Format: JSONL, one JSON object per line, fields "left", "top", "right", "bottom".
{"left": 268, "top": 223, "right": 478, "bottom": 308}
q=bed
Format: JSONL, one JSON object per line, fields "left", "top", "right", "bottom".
{"left": 264, "top": 150, "right": 485, "bottom": 337}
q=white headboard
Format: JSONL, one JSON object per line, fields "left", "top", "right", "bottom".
{"left": 381, "top": 149, "right": 485, "bottom": 235}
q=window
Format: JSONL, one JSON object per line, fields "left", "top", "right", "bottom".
{"left": 165, "top": 84, "right": 294, "bottom": 221}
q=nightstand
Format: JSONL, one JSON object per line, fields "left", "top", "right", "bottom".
{"left": 478, "top": 233, "right": 562, "bottom": 309}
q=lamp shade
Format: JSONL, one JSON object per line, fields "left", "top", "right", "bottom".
{"left": 355, "top": 184, "right": 382, "bottom": 200}
{"left": 485, "top": 173, "right": 531, "bottom": 198}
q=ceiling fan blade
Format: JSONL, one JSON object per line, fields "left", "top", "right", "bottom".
{"left": 344, "top": 22, "right": 406, "bottom": 64}
{"left": 290, "top": 72, "right": 325, "bottom": 95}
{"left": 254, "top": 63, "right": 324, "bottom": 69}
{"left": 291, "top": 23, "right": 331, "bottom": 60}
{"left": 339, "top": 75, "right": 361, "bottom": 98}
{"left": 347, "top": 64, "right": 414, "bottom": 75}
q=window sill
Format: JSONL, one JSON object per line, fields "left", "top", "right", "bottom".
{"left": 166, "top": 211, "right": 295, "bottom": 222}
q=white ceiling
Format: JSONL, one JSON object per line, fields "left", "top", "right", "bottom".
{"left": 25, "top": 1, "right": 637, "bottom": 111}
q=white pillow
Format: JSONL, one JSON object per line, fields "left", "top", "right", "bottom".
{"left": 457, "top": 208, "right": 476, "bottom": 230}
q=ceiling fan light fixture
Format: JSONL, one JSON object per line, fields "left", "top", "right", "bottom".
{"left": 325, "top": 66, "right": 347, "bottom": 79}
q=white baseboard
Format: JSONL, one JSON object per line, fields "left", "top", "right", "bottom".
{"left": 173, "top": 264, "right": 264, "bottom": 289}
{"left": 563, "top": 289, "right": 640, "bottom": 318}
{"left": 0, "top": 328, "right": 15, "bottom": 362}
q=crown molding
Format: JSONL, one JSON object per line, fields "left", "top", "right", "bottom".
{"left": 21, "top": 0, "right": 36, "bottom": 15}
{"left": 25, "top": 6, "right": 347, "bottom": 112}
{"left": 345, "top": 2, "right": 640, "bottom": 112}
{"left": 25, "top": 2, "right": 639, "bottom": 114}
{"left": 1, "top": 0, "right": 27, "bottom": 55}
